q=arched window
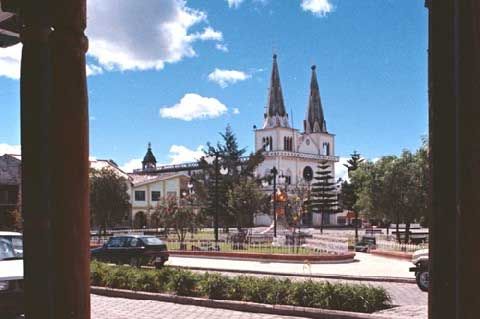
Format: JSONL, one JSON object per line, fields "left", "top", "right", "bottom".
{"left": 269, "top": 136, "right": 273, "bottom": 151}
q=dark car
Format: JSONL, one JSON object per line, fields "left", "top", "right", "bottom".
{"left": 354, "top": 235, "right": 377, "bottom": 252}
{"left": 91, "top": 235, "right": 169, "bottom": 268}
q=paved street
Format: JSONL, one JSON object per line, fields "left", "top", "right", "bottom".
{"left": 167, "top": 252, "right": 415, "bottom": 280}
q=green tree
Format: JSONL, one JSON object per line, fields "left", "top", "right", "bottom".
{"left": 227, "top": 179, "right": 269, "bottom": 230}
{"left": 351, "top": 144, "right": 430, "bottom": 243}
{"left": 155, "top": 195, "right": 199, "bottom": 248}
{"left": 90, "top": 168, "right": 131, "bottom": 235}
{"left": 340, "top": 151, "right": 364, "bottom": 241}
{"left": 309, "top": 161, "right": 339, "bottom": 233}
{"left": 196, "top": 125, "right": 264, "bottom": 238}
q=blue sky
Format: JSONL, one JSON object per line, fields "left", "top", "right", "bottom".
{"left": 0, "top": 0, "right": 428, "bottom": 176}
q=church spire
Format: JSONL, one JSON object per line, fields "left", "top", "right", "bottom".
{"left": 304, "top": 65, "right": 327, "bottom": 133}
{"left": 263, "top": 54, "right": 289, "bottom": 128}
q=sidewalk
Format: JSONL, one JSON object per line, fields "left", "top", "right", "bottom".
{"left": 167, "top": 252, "right": 414, "bottom": 281}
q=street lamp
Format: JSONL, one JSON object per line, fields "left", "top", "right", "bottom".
{"left": 270, "top": 166, "right": 278, "bottom": 237}
{"left": 204, "top": 153, "right": 228, "bottom": 244}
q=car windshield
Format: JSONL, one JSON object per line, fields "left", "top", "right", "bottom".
{"left": 0, "top": 239, "right": 16, "bottom": 261}
{"left": 141, "top": 237, "right": 164, "bottom": 245}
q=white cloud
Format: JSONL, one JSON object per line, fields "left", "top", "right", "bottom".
{"left": 86, "top": 64, "right": 104, "bottom": 76}
{"left": 301, "top": 0, "right": 333, "bottom": 17}
{"left": 159, "top": 93, "right": 228, "bottom": 121}
{"left": 0, "top": 44, "right": 21, "bottom": 79}
{"left": 226, "top": 0, "right": 244, "bottom": 8}
{"left": 208, "top": 68, "right": 250, "bottom": 88}
{"left": 0, "top": 144, "right": 21, "bottom": 156}
{"left": 335, "top": 157, "right": 349, "bottom": 182}
{"left": 215, "top": 43, "right": 229, "bottom": 52}
{"left": 190, "top": 27, "right": 223, "bottom": 41}
{"left": 86, "top": 0, "right": 219, "bottom": 72}
{"left": 120, "top": 158, "right": 143, "bottom": 173}
{"left": 168, "top": 145, "right": 204, "bottom": 164}
{"left": 232, "top": 108, "right": 240, "bottom": 115}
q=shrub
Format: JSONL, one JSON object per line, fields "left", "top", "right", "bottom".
{"left": 200, "top": 273, "right": 231, "bottom": 300}
{"left": 103, "top": 266, "right": 135, "bottom": 290}
{"left": 129, "top": 269, "right": 158, "bottom": 292}
{"left": 90, "top": 260, "right": 109, "bottom": 286}
{"left": 168, "top": 269, "right": 199, "bottom": 296}
{"left": 89, "top": 262, "right": 391, "bottom": 313}
{"left": 154, "top": 266, "right": 175, "bottom": 292}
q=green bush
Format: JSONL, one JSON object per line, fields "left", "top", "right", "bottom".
{"left": 200, "top": 273, "right": 231, "bottom": 300}
{"left": 168, "top": 269, "right": 199, "bottom": 296}
{"left": 90, "top": 262, "right": 391, "bottom": 313}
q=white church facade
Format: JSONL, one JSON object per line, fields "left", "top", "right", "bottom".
{"left": 253, "top": 55, "right": 339, "bottom": 227}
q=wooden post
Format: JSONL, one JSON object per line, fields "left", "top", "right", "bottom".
{"left": 48, "top": 0, "right": 90, "bottom": 317}
{"left": 427, "top": 1, "right": 457, "bottom": 318}
{"left": 455, "top": 1, "right": 480, "bottom": 318}
{"left": 428, "top": 1, "right": 480, "bottom": 318}
{"left": 20, "top": 3, "right": 54, "bottom": 318}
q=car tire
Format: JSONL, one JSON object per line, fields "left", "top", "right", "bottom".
{"left": 416, "top": 271, "right": 429, "bottom": 292}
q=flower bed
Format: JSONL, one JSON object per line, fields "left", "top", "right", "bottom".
{"left": 91, "top": 261, "right": 392, "bottom": 314}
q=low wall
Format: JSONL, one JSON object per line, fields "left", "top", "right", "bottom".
{"left": 370, "top": 250, "right": 413, "bottom": 260}
{"left": 169, "top": 250, "right": 356, "bottom": 263}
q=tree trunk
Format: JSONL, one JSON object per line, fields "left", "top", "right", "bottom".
{"left": 405, "top": 220, "right": 411, "bottom": 244}
{"left": 395, "top": 213, "right": 401, "bottom": 244}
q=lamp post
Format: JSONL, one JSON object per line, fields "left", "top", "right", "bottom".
{"left": 205, "top": 153, "right": 228, "bottom": 244}
{"left": 271, "top": 166, "right": 278, "bottom": 237}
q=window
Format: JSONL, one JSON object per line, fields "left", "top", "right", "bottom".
{"left": 151, "top": 191, "right": 161, "bottom": 201}
{"left": 135, "top": 190, "right": 146, "bottom": 201}
{"left": 303, "top": 166, "right": 313, "bottom": 182}
{"left": 107, "top": 237, "right": 125, "bottom": 248}
{"left": 323, "top": 142, "right": 330, "bottom": 156}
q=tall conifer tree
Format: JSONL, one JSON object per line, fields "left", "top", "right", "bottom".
{"left": 309, "top": 161, "right": 338, "bottom": 233}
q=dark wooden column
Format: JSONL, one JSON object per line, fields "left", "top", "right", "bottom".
{"left": 20, "top": 3, "right": 55, "bottom": 318}
{"left": 48, "top": 0, "right": 90, "bottom": 317}
{"left": 456, "top": 1, "right": 480, "bottom": 318}
{"left": 427, "top": 0, "right": 457, "bottom": 318}
{"left": 428, "top": 1, "right": 480, "bottom": 318}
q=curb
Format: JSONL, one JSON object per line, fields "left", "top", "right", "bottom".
{"left": 169, "top": 250, "right": 356, "bottom": 263}
{"left": 170, "top": 265, "right": 416, "bottom": 284}
{"left": 91, "top": 286, "right": 399, "bottom": 319}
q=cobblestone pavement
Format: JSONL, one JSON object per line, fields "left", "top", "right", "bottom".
{"left": 91, "top": 294, "right": 305, "bottom": 319}
{"left": 91, "top": 295, "right": 427, "bottom": 319}
{"left": 376, "top": 306, "right": 428, "bottom": 319}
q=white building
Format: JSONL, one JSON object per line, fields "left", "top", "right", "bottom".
{"left": 254, "top": 55, "right": 339, "bottom": 226}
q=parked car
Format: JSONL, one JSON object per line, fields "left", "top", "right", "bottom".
{"left": 354, "top": 235, "right": 377, "bottom": 252}
{"left": 410, "top": 248, "right": 429, "bottom": 291}
{"left": 0, "top": 232, "right": 24, "bottom": 317}
{"left": 91, "top": 235, "right": 169, "bottom": 268}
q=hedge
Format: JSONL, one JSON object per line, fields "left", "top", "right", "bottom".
{"left": 90, "top": 261, "right": 392, "bottom": 313}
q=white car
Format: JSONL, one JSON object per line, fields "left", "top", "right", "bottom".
{"left": 0, "top": 231, "right": 24, "bottom": 317}
{"left": 410, "top": 248, "right": 429, "bottom": 292}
